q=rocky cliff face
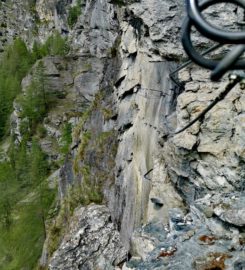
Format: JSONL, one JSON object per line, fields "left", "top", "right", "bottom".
{"left": 1, "top": 0, "right": 245, "bottom": 269}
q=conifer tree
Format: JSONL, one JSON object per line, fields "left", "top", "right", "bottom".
{"left": 30, "top": 139, "right": 48, "bottom": 185}
{"left": 18, "top": 61, "right": 51, "bottom": 132}
{"left": 14, "top": 141, "right": 30, "bottom": 184}
{"left": 0, "top": 38, "right": 33, "bottom": 138}
{"left": 30, "top": 139, "right": 49, "bottom": 237}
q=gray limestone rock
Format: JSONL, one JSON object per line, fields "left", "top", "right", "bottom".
{"left": 125, "top": 206, "right": 245, "bottom": 270}
{"left": 49, "top": 205, "right": 127, "bottom": 270}
{"left": 196, "top": 192, "right": 245, "bottom": 227}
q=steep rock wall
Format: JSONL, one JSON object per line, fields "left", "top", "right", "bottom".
{"left": 1, "top": 0, "right": 245, "bottom": 269}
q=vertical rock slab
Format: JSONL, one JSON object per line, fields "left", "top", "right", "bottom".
{"left": 49, "top": 205, "right": 127, "bottom": 270}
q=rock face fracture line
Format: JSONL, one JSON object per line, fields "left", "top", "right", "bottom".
{"left": 174, "top": 74, "right": 242, "bottom": 135}
{"left": 169, "top": 43, "right": 222, "bottom": 86}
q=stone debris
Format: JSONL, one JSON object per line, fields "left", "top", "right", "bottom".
{"left": 124, "top": 205, "right": 245, "bottom": 269}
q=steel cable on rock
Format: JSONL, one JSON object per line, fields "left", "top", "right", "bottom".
{"left": 170, "top": 0, "right": 245, "bottom": 134}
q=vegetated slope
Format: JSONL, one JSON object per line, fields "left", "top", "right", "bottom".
{"left": 0, "top": 33, "right": 69, "bottom": 269}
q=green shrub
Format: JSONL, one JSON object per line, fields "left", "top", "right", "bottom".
{"left": 110, "top": 0, "right": 126, "bottom": 6}
{"left": 32, "top": 32, "right": 70, "bottom": 59}
{"left": 60, "top": 123, "right": 72, "bottom": 155}
{"left": 42, "top": 32, "right": 70, "bottom": 56}
{"left": 37, "top": 124, "right": 47, "bottom": 138}
{"left": 67, "top": 0, "right": 82, "bottom": 28}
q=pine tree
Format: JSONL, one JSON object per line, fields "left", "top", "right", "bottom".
{"left": 32, "top": 40, "right": 43, "bottom": 60}
{"left": 14, "top": 141, "right": 30, "bottom": 184}
{"left": 30, "top": 139, "right": 49, "bottom": 237}
{"left": 0, "top": 162, "right": 15, "bottom": 229}
{"left": 42, "top": 31, "right": 69, "bottom": 56}
{"left": 18, "top": 61, "right": 51, "bottom": 132}
{"left": 0, "top": 38, "right": 33, "bottom": 139}
{"left": 30, "top": 139, "right": 48, "bottom": 185}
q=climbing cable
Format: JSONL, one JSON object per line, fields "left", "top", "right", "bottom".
{"left": 174, "top": 73, "right": 244, "bottom": 134}
{"left": 172, "top": 0, "right": 245, "bottom": 134}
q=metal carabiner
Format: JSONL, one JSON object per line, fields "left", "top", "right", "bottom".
{"left": 172, "top": 1, "right": 245, "bottom": 134}
{"left": 182, "top": 0, "right": 245, "bottom": 81}
{"left": 187, "top": 0, "right": 245, "bottom": 44}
